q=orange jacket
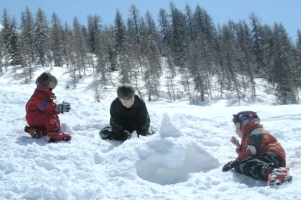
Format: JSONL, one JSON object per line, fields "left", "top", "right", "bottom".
{"left": 236, "top": 124, "right": 286, "bottom": 162}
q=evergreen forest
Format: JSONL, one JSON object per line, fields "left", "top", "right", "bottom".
{"left": 1, "top": 2, "right": 301, "bottom": 105}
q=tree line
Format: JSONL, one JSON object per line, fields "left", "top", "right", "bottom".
{"left": 1, "top": 2, "right": 301, "bottom": 104}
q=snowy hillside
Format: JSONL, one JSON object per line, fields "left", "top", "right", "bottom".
{"left": 0, "top": 66, "right": 300, "bottom": 200}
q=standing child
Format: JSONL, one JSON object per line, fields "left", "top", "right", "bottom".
{"left": 222, "top": 111, "right": 292, "bottom": 186}
{"left": 24, "top": 72, "right": 72, "bottom": 142}
{"left": 99, "top": 84, "right": 151, "bottom": 141}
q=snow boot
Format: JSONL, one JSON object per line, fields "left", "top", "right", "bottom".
{"left": 268, "top": 167, "right": 293, "bottom": 186}
{"left": 24, "top": 126, "right": 44, "bottom": 138}
{"left": 47, "top": 130, "right": 72, "bottom": 142}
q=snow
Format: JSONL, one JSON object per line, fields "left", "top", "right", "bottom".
{"left": 0, "top": 65, "right": 300, "bottom": 200}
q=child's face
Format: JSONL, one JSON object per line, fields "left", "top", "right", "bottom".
{"left": 235, "top": 123, "right": 243, "bottom": 138}
{"left": 119, "top": 97, "right": 135, "bottom": 108}
{"left": 48, "top": 81, "right": 57, "bottom": 90}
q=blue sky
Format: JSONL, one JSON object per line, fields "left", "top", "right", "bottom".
{"left": 1, "top": 0, "right": 300, "bottom": 41}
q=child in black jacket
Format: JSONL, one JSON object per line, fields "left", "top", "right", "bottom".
{"left": 100, "top": 84, "right": 151, "bottom": 141}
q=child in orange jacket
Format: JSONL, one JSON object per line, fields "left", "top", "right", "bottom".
{"left": 222, "top": 111, "right": 292, "bottom": 186}
{"left": 24, "top": 72, "right": 71, "bottom": 142}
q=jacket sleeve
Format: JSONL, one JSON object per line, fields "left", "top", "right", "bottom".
{"left": 110, "top": 100, "right": 125, "bottom": 135}
{"left": 236, "top": 147, "right": 253, "bottom": 160}
{"left": 136, "top": 102, "right": 150, "bottom": 135}
{"left": 236, "top": 128, "right": 263, "bottom": 160}
{"left": 31, "top": 91, "right": 56, "bottom": 112}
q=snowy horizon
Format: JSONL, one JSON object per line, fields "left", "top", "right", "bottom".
{"left": 0, "top": 65, "right": 300, "bottom": 200}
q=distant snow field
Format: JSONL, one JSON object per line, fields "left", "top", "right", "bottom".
{"left": 0, "top": 66, "right": 300, "bottom": 200}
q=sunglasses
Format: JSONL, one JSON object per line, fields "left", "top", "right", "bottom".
{"left": 232, "top": 112, "right": 259, "bottom": 123}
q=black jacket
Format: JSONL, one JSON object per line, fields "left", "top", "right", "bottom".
{"left": 110, "top": 95, "right": 150, "bottom": 136}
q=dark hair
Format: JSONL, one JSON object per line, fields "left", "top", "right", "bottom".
{"left": 36, "top": 72, "right": 58, "bottom": 89}
{"left": 117, "top": 84, "right": 135, "bottom": 100}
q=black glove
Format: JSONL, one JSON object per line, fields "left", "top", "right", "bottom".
{"left": 222, "top": 159, "right": 239, "bottom": 172}
{"left": 55, "top": 101, "right": 71, "bottom": 113}
{"left": 122, "top": 130, "right": 131, "bottom": 141}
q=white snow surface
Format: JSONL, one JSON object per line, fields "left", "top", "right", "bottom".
{"left": 0, "top": 66, "right": 300, "bottom": 200}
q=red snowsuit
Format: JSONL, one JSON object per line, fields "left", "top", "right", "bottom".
{"left": 25, "top": 85, "right": 61, "bottom": 135}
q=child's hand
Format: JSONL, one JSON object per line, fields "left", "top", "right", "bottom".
{"left": 231, "top": 136, "right": 240, "bottom": 148}
{"left": 55, "top": 101, "right": 71, "bottom": 113}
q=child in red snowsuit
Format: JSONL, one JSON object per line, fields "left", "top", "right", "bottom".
{"left": 24, "top": 72, "right": 71, "bottom": 142}
{"left": 222, "top": 111, "right": 292, "bottom": 186}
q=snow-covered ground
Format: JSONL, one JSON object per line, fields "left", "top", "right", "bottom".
{"left": 0, "top": 66, "right": 300, "bottom": 200}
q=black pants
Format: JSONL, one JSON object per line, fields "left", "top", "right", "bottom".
{"left": 234, "top": 152, "right": 285, "bottom": 180}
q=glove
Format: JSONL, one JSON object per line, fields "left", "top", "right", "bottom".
{"left": 55, "top": 101, "right": 71, "bottom": 113}
{"left": 222, "top": 159, "right": 239, "bottom": 172}
{"left": 122, "top": 130, "right": 131, "bottom": 141}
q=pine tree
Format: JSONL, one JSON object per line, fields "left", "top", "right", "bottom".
{"left": 144, "top": 35, "right": 162, "bottom": 101}
{"left": 127, "top": 4, "right": 143, "bottom": 72}
{"left": 20, "top": 7, "right": 36, "bottom": 79}
{"left": 114, "top": 10, "right": 128, "bottom": 53}
{"left": 187, "top": 42, "right": 207, "bottom": 102}
{"left": 0, "top": 29, "right": 4, "bottom": 72}
{"left": 158, "top": 9, "right": 172, "bottom": 49}
{"left": 294, "top": 30, "right": 301, "bottom": 88}
{"left": 169, "top": 2, "right": 187, "bottom": 68}
{"left": 249, "top": 13, "right": 266, "bottom": 77}
{"left": 1, "top": 9, "right": 20, "bottom": 66}
{"left": 35, "top": 8, "right": 49, "bottom": 66}
{"left": 108, "top": 42, "right": 118, "bottom": 71}
{"left": 219, "top": 23, "right": 243, "bottom": 102}
{"left": 272, "top": 23, "right": 297, "bottom": 104}
{"left": 72, "top": 17, "right": 87, "bottom": 77}
{"left": 261, "top": 24, "right": 274, "bottom": 83}
{"left": 236, "top": 20, "right": 256, "bottom": 99}
{"left": 87, "top": 15, "right": 102, "bottom": 54}
{"left": 61, "top": 22, "right": 72, "bottom": 68}
{"left": 50, "top": 13, "right": 64, "bottom": 67}
{"left": 114, "top": 10, "right": 130, "bottom": 83}
{"left": 9, "top": 18, "right": 22, "bottom": 65}
{"left": 185, "top": 4, "right": 194, "bottom": 42}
